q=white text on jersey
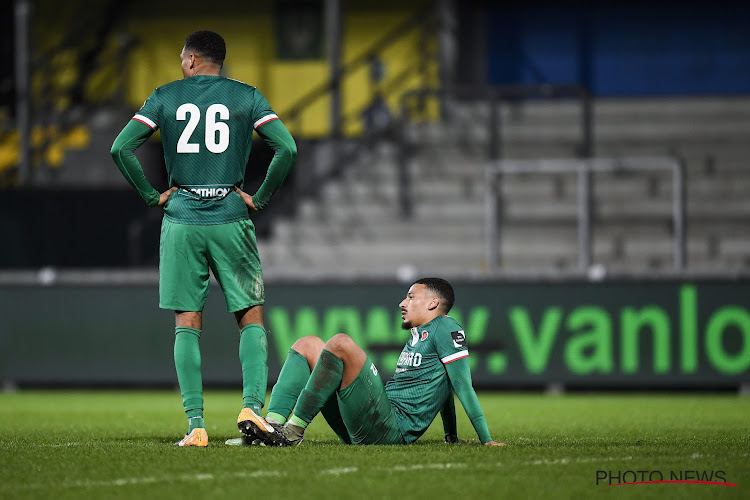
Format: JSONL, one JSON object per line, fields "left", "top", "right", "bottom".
{"left": 397, "top": 351, "right": 422, "bottom": 368}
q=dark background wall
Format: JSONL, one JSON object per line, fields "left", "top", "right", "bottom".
{"left": 484, "top": 2, "right": 750, "bottom": 96}
{"left": 0, "top": 137, "right": 294, "bottom": 268}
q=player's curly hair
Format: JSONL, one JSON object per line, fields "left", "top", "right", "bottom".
{"left": 414, "top": 277, "right": 455, "bottom": 313}
{"left": 184, "top": 30, "right": 226, "bottom": 67}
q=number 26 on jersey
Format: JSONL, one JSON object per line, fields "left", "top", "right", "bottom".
{"left": 176, "top": 103, "right": 230, "bottom": 154}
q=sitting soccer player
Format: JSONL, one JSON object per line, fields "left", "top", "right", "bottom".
{"left": 239, "top": 277, "right": 506, "bottom": 446}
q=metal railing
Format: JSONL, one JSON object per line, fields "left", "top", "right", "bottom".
{"left": 397, "top": 84, "right": 593, "bottom": 217}
{"left": 281, "top": 2, "right": 435, "bottom": 136}
{"left": 274, "top": 2, "right": 437, "bottom": 216}
{"left": 484, "top": 157, "right": 686, "bottom": 273}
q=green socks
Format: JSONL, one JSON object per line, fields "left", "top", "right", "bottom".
{"left": 188, "top": 416, "right": 205, "bottom": 432}
{"left": 267, "top": 348, "right": 351, "bottom": 443}
{"left": 174, "top": 327, "right": 203, "bottom": 428}
{"left": 175, "top": 324, "right": 269, "bottom": 432}
{"left": 239, "top": 324, "right": 268, "bottom": 415}
{"left": 266, "top": 349, "right": 312, "bottom": 424}
{"left": 290, "top": 349, "right": 343, "bottom": 426}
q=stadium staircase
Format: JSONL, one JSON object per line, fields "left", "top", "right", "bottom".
{"left": 258, "top": 95, "right": 750, "bottom": 279}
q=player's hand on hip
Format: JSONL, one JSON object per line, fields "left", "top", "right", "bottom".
{"left": 157, "top": 187, "right": 178, "bottom": 208}
{"left": 234, "top": 187, "right": 258, "bottom": 213}
{"left": 484, "top": 440, "right": 507, "bottom": 447}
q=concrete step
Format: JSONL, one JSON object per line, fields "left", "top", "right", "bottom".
{"left": 455, "top": 96, "right": 750, "bottom": 122}
{"left": 260, "top": 225, "right": 750, "bottom": 277}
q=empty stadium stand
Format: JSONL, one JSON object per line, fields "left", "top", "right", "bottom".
{"left": 258, "top": 96, "right": 750, "bottom": 279}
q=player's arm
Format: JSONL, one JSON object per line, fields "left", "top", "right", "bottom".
{"left": 445, "top": 358, "right": 505, "bottom": 446}
{"left": 237, "top": 119, "right": 297, "bottom": 212}
{"left": 440, "top": 393, "right": 459, "bottom": 443}
{"left": 110, "top": 120, "right": 168, "bottom": 207}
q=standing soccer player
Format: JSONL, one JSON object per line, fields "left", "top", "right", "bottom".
{"left": 110, "top": 31, "right": 297, "bottom": 447}
{"left": 242, "top": 278, "right": 505, "bottom": 447}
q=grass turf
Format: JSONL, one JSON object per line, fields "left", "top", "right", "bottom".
{"left": 1, "top": 390, "right": 748, "bottom": 499}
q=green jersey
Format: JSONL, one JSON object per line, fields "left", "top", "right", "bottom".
{"left": 385, "top": 315, "right": 469, "bottom": 443}
{"left": 134, "top": 75, "right": 279, "bottom": 225}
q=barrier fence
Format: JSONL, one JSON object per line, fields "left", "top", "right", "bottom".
{"left": 484, "top": 157, "right": 686, "bottom": 272}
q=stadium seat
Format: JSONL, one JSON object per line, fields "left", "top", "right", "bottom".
{"left": 260, "top": 95, "right": 750, "bottom": 278}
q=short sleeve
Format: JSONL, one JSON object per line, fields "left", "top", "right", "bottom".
{"left": 251, "top": 88, "right": 279, "bottom": 130}
{"left": 132, "top": 90, "right": 160, "bottom": 131}
{"left": 435, "top": 320, "right": 469, "bottom": 365}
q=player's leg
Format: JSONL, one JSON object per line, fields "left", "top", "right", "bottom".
{"left": 205, "top": 220, "right": 269, "bottom": 432}
{"left": 265, "top": 335, "right": 323, "bottom": 424}
{"left": 320, "top": 393, "right": 353, "bottom": 444}
{"left": 268, "top": 334, "right": 401, "bottom": 446}
{"left": 159, "top": 219, "right": 211, "bottom": 446}
{"left": 258, "top": 334, "right": 366, "bottom": 445}
{"left": 244, "top": 333, "right": 360, "bottom": 445}
{"left": 264, "top": 336, "right": 352, "bottom": 444}
{"left": 235, "top": 305, "right": 267, "bottom": 416}
{"left": 307, "top": 336, "right": 353, "bottom": 444}
{"left": 336, "top": 358, "right": 404, "bottom": 445}
{"left": 290, "top": 333, "right": 367, "bottom": 424}
{"left": 173, "top": 311, "right": 208, "bottom": 447}
{"left": 175, "top": 311, "right": 203, "bottom": 426}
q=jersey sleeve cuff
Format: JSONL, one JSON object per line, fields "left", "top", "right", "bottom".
{"left": 253, "top": 113, "right": 279, "bottom": 129}
{"left": 145, "top": 192, "right": 160, "bottom": 207}
{"left": 133, "top": 114, "right": 158, "bottom": 130}
{"left": 441, "top": 351, "right": 469, "bottom": 364}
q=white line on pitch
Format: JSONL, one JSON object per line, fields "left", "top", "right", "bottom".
{"left": 388, "top": 463, "right": 470, "bottom": 472}
{"left": 321, "top": 467, "right": 359, "bottom": 476}
{"left": 231, "top": 470, "right": 284, "bottom": 478}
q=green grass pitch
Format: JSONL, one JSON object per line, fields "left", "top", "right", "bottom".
{"left": 1, "top": 390, "right": 748, "bottom": 499}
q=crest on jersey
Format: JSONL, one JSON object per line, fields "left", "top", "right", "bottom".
{"left": 451, "top": 330, "right": 466, "bottom": 348}
{"left": 421, "top": 330, "right": 429, "bottom": 341}
{"left": 410, "top": 327, "right": 419, "bottom": 346}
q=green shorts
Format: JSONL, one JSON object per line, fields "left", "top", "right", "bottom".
{"left": 337, "top": 358, "right": 405, "bottom": 445}
{"left": 159, "top": 218, "right": 264, "bottom": 312}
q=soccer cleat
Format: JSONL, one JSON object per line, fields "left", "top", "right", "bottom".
{"left": 225, "top": 435, "right": 265, "bottom": 446}
{"left": 278, "top": 421, "right": 305, "bottom": 447}
{"left": 174, "top": 427, "right": 208, "bottom": 447}
{"left": 237, "top": 408, "right": 289, "bottom": 446}
{"left": 227, "top": 420, "right": 262, "bottom": 446}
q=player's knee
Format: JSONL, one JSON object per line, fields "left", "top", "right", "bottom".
{"left": 291, "top": 335, "right": 325, "bottom": 356}
{"left": 175, "top": 311, "right": 202, "bottom": 329}
{"left": 325, "top": 333, "right": 356, "bottom": 355}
